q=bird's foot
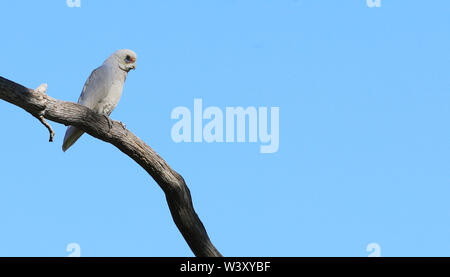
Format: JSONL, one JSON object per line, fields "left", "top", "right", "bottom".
{"left": 103, "top": 114, "right": 113, "bottom": 130}
{"left": 118, "top": 121, "right": 126, "bottom": 129}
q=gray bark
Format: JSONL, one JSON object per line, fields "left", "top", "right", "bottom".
{"left": 0, "top": 76, "right": 222, "bottom": 257}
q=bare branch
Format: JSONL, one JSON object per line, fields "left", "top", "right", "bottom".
{"left": 0, "top": 76, "right": 222, "bottom": 257}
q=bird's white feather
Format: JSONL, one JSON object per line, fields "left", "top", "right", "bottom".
{"left": 62, "top": 49, "right": 136, "bottom": 152}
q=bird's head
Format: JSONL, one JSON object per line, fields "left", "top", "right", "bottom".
{"left": 110, "top": 49, "right": 137, "bottom": 72}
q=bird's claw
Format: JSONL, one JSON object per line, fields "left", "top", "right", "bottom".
{"left": 118, "top": 121, "right": 126, "bottom": 129}
{"left": 103, "top": 114, "right": 113, "bottom": 130}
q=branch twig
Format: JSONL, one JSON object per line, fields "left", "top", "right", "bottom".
{"left": 36, "top": 114, "right": 55, "bottom": 142}
{"left": 32, "top": 83, "right": 55, "bottom": 142}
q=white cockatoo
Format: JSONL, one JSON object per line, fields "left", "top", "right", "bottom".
{"left": 62, "top": 49, "right": 137, "bottom": 152}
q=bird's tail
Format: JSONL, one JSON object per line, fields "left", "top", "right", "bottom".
{"left": 62, "top": 126, "right": 84, "bottom": 152}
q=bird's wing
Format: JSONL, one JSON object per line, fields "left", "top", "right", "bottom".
{"left": 77, "top": 64, "right": 114, "bottom": 109}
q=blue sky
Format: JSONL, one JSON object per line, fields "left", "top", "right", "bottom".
{"left": 0, "top": 0, "right": 449, "bottom": 257}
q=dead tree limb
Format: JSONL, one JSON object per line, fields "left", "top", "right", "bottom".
{"left": 0, "top": 76, "right": 222, "bottom": 257}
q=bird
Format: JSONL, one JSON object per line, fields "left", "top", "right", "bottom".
{"left": 62, "top": 49, "right": 137, "bottom": 152}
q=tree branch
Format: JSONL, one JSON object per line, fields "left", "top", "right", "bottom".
{"left": 0, "top": 76, "right": 222, "bottom": 257}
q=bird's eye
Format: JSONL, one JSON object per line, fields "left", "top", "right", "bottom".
{"left": 125, "top": 55, "right": 131, "bottom": 63}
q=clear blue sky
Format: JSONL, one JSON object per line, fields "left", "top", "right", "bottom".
{"left": 0, "top": 0, "right": 449, "bottom": 257}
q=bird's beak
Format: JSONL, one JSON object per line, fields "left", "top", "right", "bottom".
{"left": 131, "top": 64, "right": 136, "bottom": 70}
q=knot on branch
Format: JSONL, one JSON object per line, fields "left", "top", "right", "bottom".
{"left": 35, "top": 83, "right": 48, "bottom": 95}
